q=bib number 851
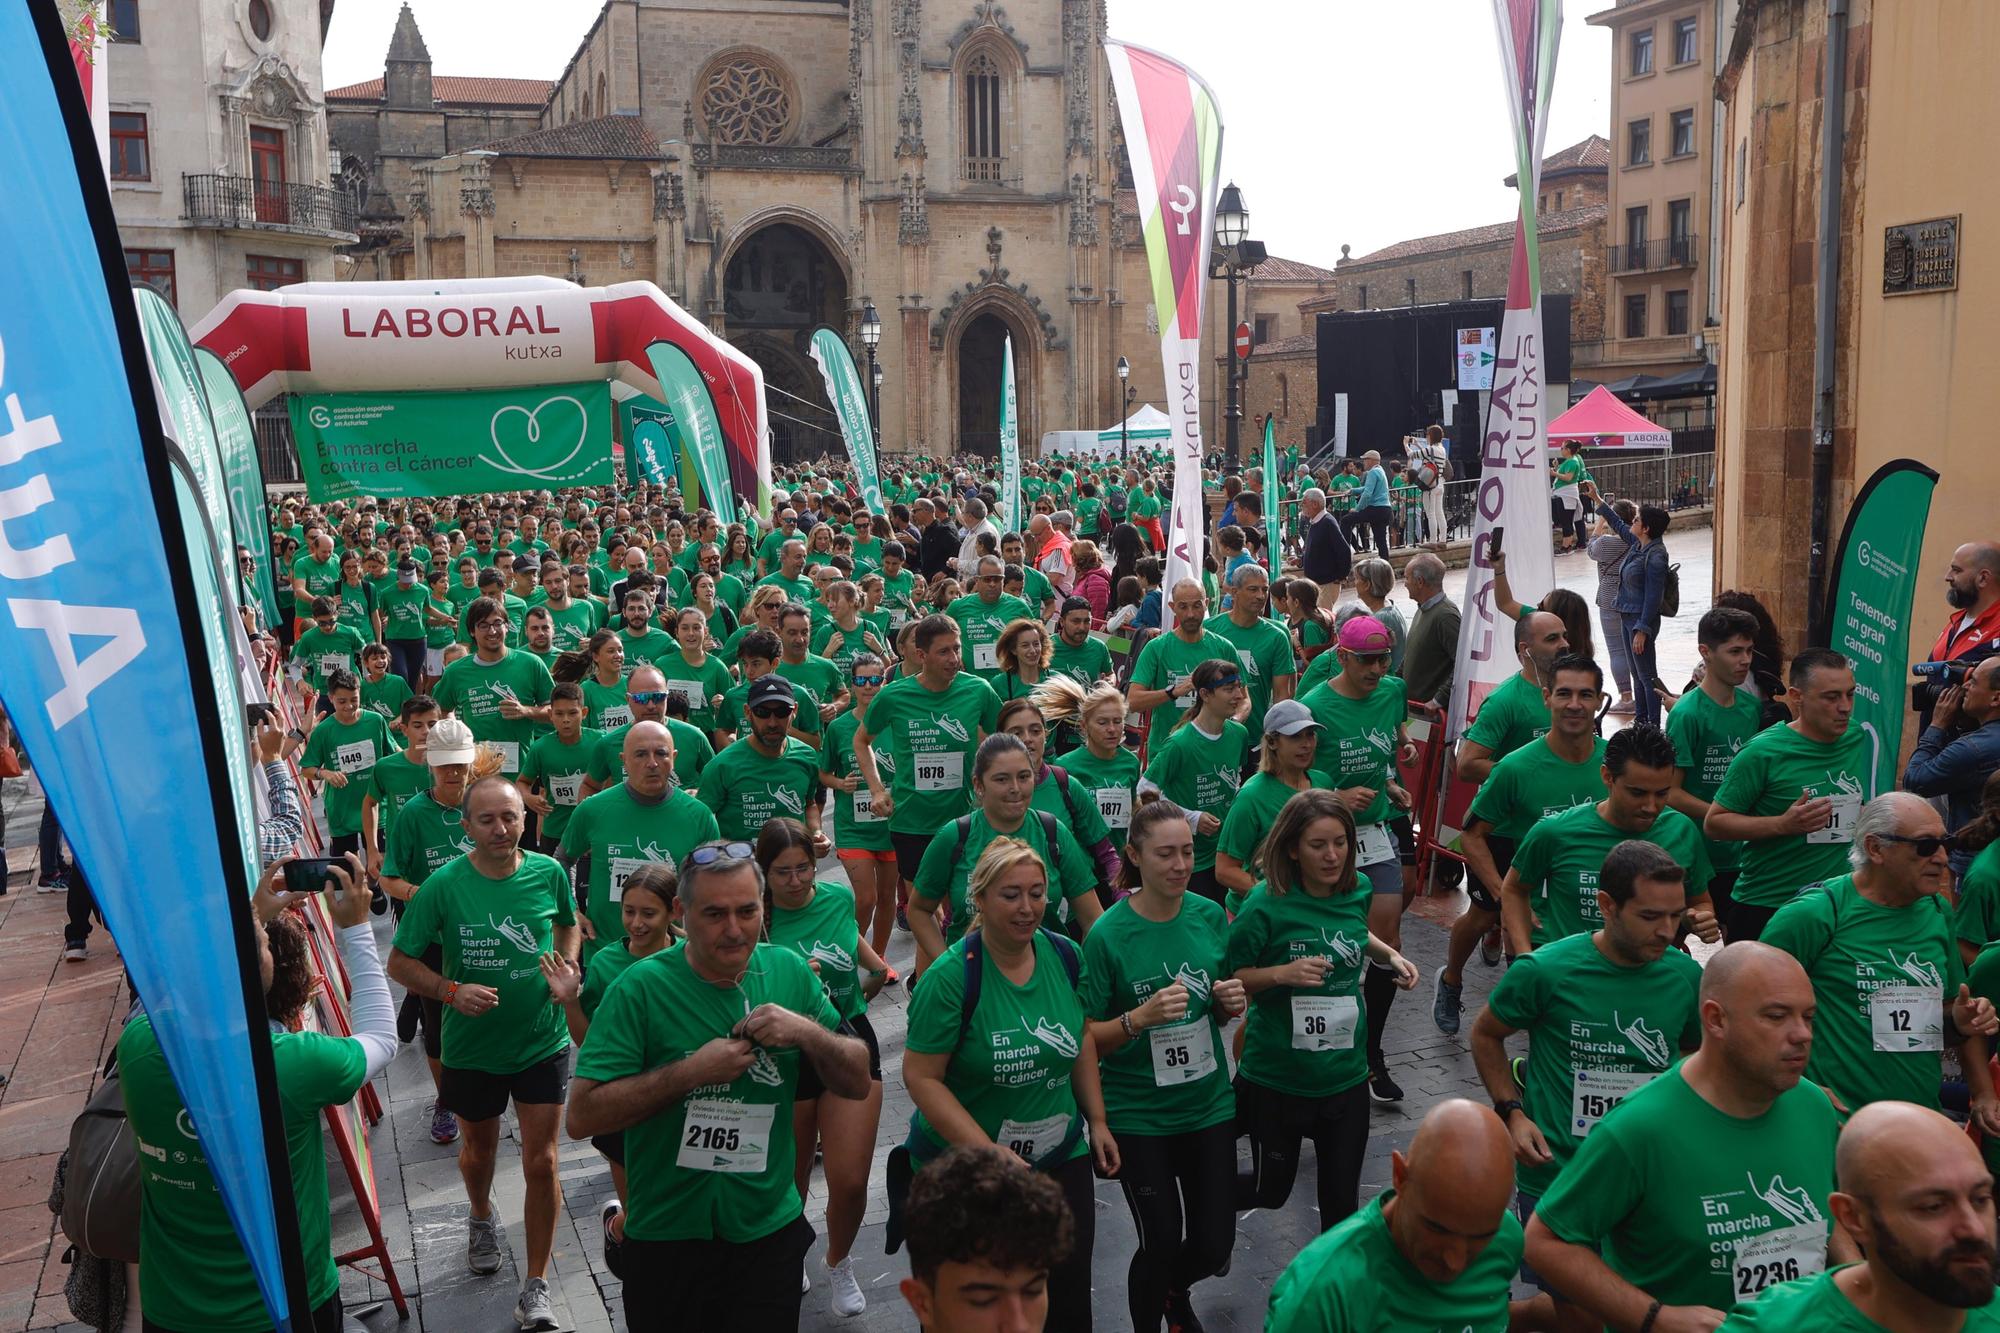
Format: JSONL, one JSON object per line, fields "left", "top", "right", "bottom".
{"left": 685, "top": 1124, "right": 742, "bottom": 1152}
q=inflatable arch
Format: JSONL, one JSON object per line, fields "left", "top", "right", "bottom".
{"left": 190, "top": 277, "right": 770, "bottom": 507}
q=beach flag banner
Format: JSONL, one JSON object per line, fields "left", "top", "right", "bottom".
{"left": 807, "top": 326, "right": 885, "bottom": 517}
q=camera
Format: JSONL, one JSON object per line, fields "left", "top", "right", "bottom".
{"left": 1911, "top": 648, "right": 1997, "bottom": 716}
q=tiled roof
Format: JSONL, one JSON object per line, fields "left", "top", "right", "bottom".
{"left": 1346, "top": 202, "right": 1605, "bottom": 264}
{"left": 326, "top": 75, "right": 554, "bottom": 106}
{"left": 1504, "top": 133, "right": 1610, "bottom": 186}
{"left": 1251, "top": 254, "right": 1339, "bottom": 283}
{"left": 473, "top": 115, "right": 660, "bottom": 159}
{"left": 1248, "top": 332, "right": 1317, "bottom": 357}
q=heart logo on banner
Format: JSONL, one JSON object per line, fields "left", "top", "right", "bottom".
{"left": 482, "top": 394, "right": 592, "bottom": 481}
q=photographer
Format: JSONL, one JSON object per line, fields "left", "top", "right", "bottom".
{"left": 1902, "top": 654, "right": 2000, "bottom": 877}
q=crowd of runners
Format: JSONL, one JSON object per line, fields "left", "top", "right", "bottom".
{"left": 93, "top": 448, "right": 2000, "bottom": 1333}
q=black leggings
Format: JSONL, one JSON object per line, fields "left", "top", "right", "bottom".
{"left": 1046, "top": 1153, "right": 1099, "bottom": 1333}
{"left": 1115, "top": 1122, "right": 1236, "bottom": 1330}
{"left": 1233, "top": 1077, "right": 1370, "bottom": 1229}
{"left": 386, "top": 637, "right": 425, "bottom": 691}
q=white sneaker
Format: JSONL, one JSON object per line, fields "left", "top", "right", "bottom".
{"left": 63, "top": 942, "right": 87, "bottom": 962}
{"left": 801, "top": 1266, "right": 811, "bottom": 1294}
{"left": 826, "top": 1256, "right": 866, "bottom": 1318}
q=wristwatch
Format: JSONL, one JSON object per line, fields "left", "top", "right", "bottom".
{"left": 1492, "top": 1098, "right": 1524, "bottom": 1122}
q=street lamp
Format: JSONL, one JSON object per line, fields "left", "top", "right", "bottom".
{"left": 860, "top": 300, "right": 882, "bottom": 438}
{"left": 1115, "top": 355, "right": 1134, "bottom": 464}
{"left": 1212, "top": 182, "right": 1258, "bottom": 477}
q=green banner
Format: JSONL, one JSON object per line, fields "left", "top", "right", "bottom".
{"left": 999, "top": 334, "right": 1020, "bottom": 534}
{"left": 619, "top": 396, "right": 676, "bottom": 489}
{"left": 1822, "top": 459, "right": 1940, "bottom": 801}
{"left": 645, "top": 340, "right": 735, "bottom": 520}
{"left": 290, "top": 381, "right": 614, "bottom": 501}
{"left": 195, "top": 348, "right": 282, "bottom": 630}
{"left": 807, "top": 327, "right": 882, "bottom": 516}
{"left": 1261, "top": 415, "right": 1279, "bottom": 574}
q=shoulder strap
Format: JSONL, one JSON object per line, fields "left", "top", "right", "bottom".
{"left": 1040, "top": 928, "right": 1082, "bottom": 990}
{"left": 952, "top": 814, "right": 974, "bottom": 865}
{"left": 958, "top": 930, "right": 985, "bottom": 1048}
{"left": 1035, "top": 809, "right": 1063, "bottom": 868}
{"left": 1048, "top": 767, "right": 1082, "bottom": 828}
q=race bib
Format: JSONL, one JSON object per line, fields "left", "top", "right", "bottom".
{"left": 1171, "top": 674, "right": 1195, "bottom": 709}
{"left": 1095, "top": 786, "right": 1133, "bottom": 830}
{"left": 667, "top": 680, "right": 705, "bottom": 711}
{"left": 852, "top": 785, "right": 883, "bottom": 823}
{"left": 598, "top": 705, "right": 633, "bottom": 731}
{"left": 608, "top": 855, "right": 655, "bottom": 902}
{"left": 1871, "top": 983, "right": 1944, "bottom": 1052}
{"left": 1149, "top": 1021, "right": 1218, "bottom": 1086}
{"left": 676, "top": 1099, "right": 775, "bottom": 1174}
{"left": 548, "top": 774, "right": 584, "bottom": 806}
{"left": 913, "top": 751, "right": 965, "bottom": 793}
{"left": 1807, "top": 791, "right": 1862, "bottom": 844}
{"left": 489, "top": 741, "right": 520, "bottom": 773}
{"left": 318, "top": 654, "right": 346, "bottom": 678}
{"left": 1570, "top": 1067, "right": 1654, "bottom": 1137}
{"left": 973, "top": 641, "right": 999, "bottom": 671}
{"left": 1237, "top": 650, "right": 1260, "bottom": 678}
{"left": 1732, "top": 1222, "right": 1825, "bottom": 1301}
{"left": 1354, "top": 821, "right": 1395, "bottom": 867}
{"left": 1291, "top": 994, "right": 1358, "bottom": 1052}
{"left": 888, "top": 608, "right": 909, "bottom": 631}
{"left": 334, "top": 740, "right": 376, "bottom": 773}
{"left": 997, "top": 1112, "right": 1072, "bottom": 1164}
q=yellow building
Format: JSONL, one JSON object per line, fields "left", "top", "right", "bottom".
{"left": 1713, "top": 0, "right": 1997, "bottom": 666}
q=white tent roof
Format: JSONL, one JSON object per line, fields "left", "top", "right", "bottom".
{"left": 1099, "top": 403, "right": 1172, "bottom": 442}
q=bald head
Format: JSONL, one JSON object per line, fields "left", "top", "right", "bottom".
{"left": 1388, "top": 1099, "right": 1516, "bottom": 1285}
{"left": 1699, "top": 940, "right": 1809, "bottom": 1010}
{"left": 1840, "top": 1101, "right": 1978, "bottom": 1199}
{"left": 1833, "top": 1100, "right": 1998, "bottom": 1305}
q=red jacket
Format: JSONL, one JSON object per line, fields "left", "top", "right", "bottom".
{"left": 1930, "top": 599, "right": 2000, "bottom": 662}
{"left": 1076, "top": 567, "right": 1112, "bottom": 625}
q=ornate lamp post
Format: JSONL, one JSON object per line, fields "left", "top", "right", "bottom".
{"left": 1116, "top": 355, "right": 1134, "bottom": 464}
{"left": 860, "top": 300, "right": 883, "bottom": 437}
{"left": 1213, "top": 183, "right": 1253, "bottom": 476}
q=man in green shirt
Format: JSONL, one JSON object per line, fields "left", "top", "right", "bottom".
{"left": 757, "top": 508, "right": 802, "bottom": 575}
{"left": 290, "top": 529, "right": 342, "bottom": 618}
{"left": 298, "top": 669, "right": 397, "bottom": 862}
{"left": 1707, "top": 648, "right": 1871, "bottom": 941}
{"left": 1127, "top": 579, "right": 1240, "bottom": 751}
{"left": 696, "top": 676, "right": 827, "bottom": 845}
{"left": 1204, "top": 563, "right": 1295, "bottom": 742}
{"left": 1527, "top": 942, "right": 1848, "bottom": 1327}
{"left": 292, "top": 596, "right": 367, "bottom": 694}
{"left": 1049, "top": 597, "right": 1114, "bottom": 685}
{"left": 388, "top": 778, "right": 578, "bottom": 1328}
{"left": 431, "top": 595, "right": 556, "bottom": 779}
{"left": 1763, "top": 791, "right": 2000, "bottom": 1122}
{"left": 775, "top": 602, "right": 848, "bottom": 728}
{"left": 757, "top": 537, "right": 814, "bottom": 603}
{"left": 537, "top": 560, "right": 601, "bottom": 650}
{"left": 1666, "top": 605, "right": 1769, "bottom": 928}
{"left": 567, "top": 843, "right": 868, "bottom": 1330}
{"left": 1267, "top": 1099, "right": 1525, "bottom": 1333}
{"left": 1454, "top": 609, "right": 1570, "bottom": 785}
{"left": 947, "top": 555, "right": 1035, "bottom": 683}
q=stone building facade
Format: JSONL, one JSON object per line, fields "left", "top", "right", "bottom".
{"left": 327, "top": 0, "right": 1322, "bottom": 463}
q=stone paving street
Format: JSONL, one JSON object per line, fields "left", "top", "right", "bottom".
{"left": 0, "top": 534, "right": 1717, "bottom": 1332}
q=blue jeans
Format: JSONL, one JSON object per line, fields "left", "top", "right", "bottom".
{"left": 1624, "top": 613, "right": 1661, "bottom": 726}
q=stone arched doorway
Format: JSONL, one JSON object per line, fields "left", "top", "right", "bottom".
{"left": 953, "top": 307, "right": 1031, "bottom": 458}
{"left": 721, "top": 221, "right": 848, "bottom": 464}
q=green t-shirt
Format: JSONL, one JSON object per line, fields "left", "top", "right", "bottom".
{"left": 1958, "top": 841, "right": 2000, "bottom": 952}
{"left": 1533, "top": 1065, "right": 1839, "bottom": 1310}
{"left": 519, "top": 727, "right": 603, "bottom": 844}
{"left": 559, "top": 785, "right": 720, "bottom": 956}
{"left": 359, "top": 670, "right": 412, "bottom": 722}
{"left": 1718, "top": 1266, "right": 2000, "bottom": 1332}
{"left": 946, "top": 592, "right": 1036, "bottom": 681}
{"left": 1142, "top": 718, "right": 1249, "bottom": 871}
{"left": 389, "top": 851, "right": 576, "bottom": 1074}
{"left": 1512, "top": 804, "right": 1715, "bottom": 947}
{"left": 380, "top": 792, "right": 472, "bottom": 886}
{"left": 913, "top": 811, "right": 1098, "bottom": 945}
{"left": 291, "top": 551, "right": 341, "bottom": 601}
{"left": 1667, "top": 684, "right": 1766, "bottom": 872}
{"left": 906, "top": 931, "right": 1091, "bottom": 1166}
{"left": 577, "top": 938, "right": 646, "bottom": 1023}
{"left": 292, "top": 624, "right": 366, "bottom": 692}
{"left": 1486, "top": 932, "right": 1703, "bottom": 1195}
{"left": 1266, "top": 1191, "right": 1522, "bottom": 1333}
{"left": 822, "top": 711, "right": 893, "bottom": 851}
{"left": 768, "top": 880, "right": 869, "bottom": 1022}
{"left": 1299, "top": 679, "right": 1406, "bottom": 829}
{"left": 300, "top": 710, "right": 396, "bottom": 836}
{"left": 1467, "top": 736, "right": 1609, "bottom": 841}
{"left": 377, "top": 582, "right": 432, "bottom": 640}
{"left": 120, "top": 1013, "right": 364, "bottom": 1332}
{"left": 1762, "top": 874, "right": 1961, "bottom": 1113}
{"left": 333, "top": 580, "right": 375, "bottom": 640}
{"left": 364, "top": 749, "right": 433, "bottom": 835}
{"left": 1217, "top": 771, "right": 1329, "bottom": 898}
{"left": 756, "top": 570, "right": 814, "bottom": 605}
{"left": 1058, "top": 744, "right": 1140, "bottom": 846}
{"left": 543, "top": 599, "right": 601, "bottom": 652}
{"left": 1129, "top": 629, "right": 1240, "bottom": 749}
{"left": 1712, "top": 723, "right": 1871, "bottom": 908}
{"left": 658, "top": 651, "right": 734, "bottom": 737}
{"left": 861, "top": 671, "right": 1002, "bottom": 835}
{"left": 423, "top": 595, "right": 456, "bottom": 648}
{"left": 1225, "top": 883, "right": 1374, "bottom": 1098}
{"left": 1048, "top": 632, "right": 1115, "bottom": 686}
{"left": 1462, "top": 669, "right": 1552, "bottom": 761}
{"left": 617, "top": 626, "right": 680, "bottom": 675}
{"left": 774, "top": 654, "right": 846, "bottom": 723}
{"left": 1203, "top": 613, "right": 1295, "bottom": 738}
{"left": 1079, "top": 895, "right": 1235, "bottom": 1137}
{"left": 810, "top": 618, "right": 892, "bottom": 677}
{"left": 573, "top": 943, "right": 835, "bottom": 1242}
{"left": 584, "top": 718, "right": 714, "bottom": 793}
{"left": 1970, "top": 940, "right": 2000, "bottom": 1174}
{"left": 580, "top": 676, "right": 632, "bottom": 732}
{"left": 431, "top": 649, "right": 556, "bottom": 777}
{"left": 696, "top": 737, "right": 822, "bottom": 841}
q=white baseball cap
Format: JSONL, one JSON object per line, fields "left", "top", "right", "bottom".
{"left": 428, "top": 718, "right": 478, "bottom": 766}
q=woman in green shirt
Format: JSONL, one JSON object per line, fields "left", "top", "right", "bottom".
{"left": 822, "top": 654, "right": 899, "bottom": 965}
{"left": 1140, "top": 659, "right": 1251, "bottom": 906}
{"left": 997, "top": 698, "right": 1119, "bottom": 896}
{"left": 992, "top": 617, "right": 1051, "bottom": 703}
{"left": 1083, "top": 800, "right": 1248, "bottom": 1332}
{"left": 539, "top": 863, "right": 678, "bottom": 1270}
{"left": 903, "top": 837, "right": 1119, "bottom": 1333}
{"left": 553, "top": 629, "right": 632, "bottom": 731}
{"left": 687, "top": 571, "right": 738, "bottom": 647}
{"left": 757, "top": 820, "right": 888, "bottom": 1316}
{"left": 1215, "top": 699, "right": 1331, "bottom": 915}
{"left": 1227, "top": 790, "right": 1417, "bottom": 1228}
{"left": 1037, "top": 676, "right": 1140, "bottom": 844}
{"left": 721, "top": 524, "right": 756, "bottom": 581}
{"left": 334, "top": 549, "right": 379, "bottom": 643}
{"left": 421, "top": 568, "right": 457, "bottom": 687}
{"left": 661, "top": 606, "right": 733, "bottom": 741}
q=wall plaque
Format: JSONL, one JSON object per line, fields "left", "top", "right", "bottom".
{"left": 1883, "top": 216, "right": 1960, "bottom": 296}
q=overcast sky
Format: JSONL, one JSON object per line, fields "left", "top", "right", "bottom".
{"left": 322, "top": 0, "right": 1611, "bottom": 267}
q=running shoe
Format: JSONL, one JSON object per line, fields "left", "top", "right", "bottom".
{"left": 467, "top": 1213, "right": 502, "bottom": 1275}
{"left": 895, "top": 906, "right": 910, "bottom": 933}
{"left": 1368, "top": 1064, "right": 1405, "bottom": 1104}
{"left": 801, "top": 1267, "right": 811, "bottom": 1294}
{"left": 826, "top": 1255, "right": 866, "bottom": 1317}
{"left": 1431, "top": 972, "right": 1463, "bottom": 1036}
{"left": 600, "top": 1200, "right": 628, "bottom": 1281}
{"left": 431, "top": 1100, "right": 460, "bottom": 1146}
{"left": 1166, "top": 1289, "right": 1207, "bottom": 1333}
{"left": 513, "top": 1276, "right": 557, "bottom": 1331}
{"left": 63, "top": 942, "right": 87, "bottom": 962}
{"left": 879, "top": 966, "right": 901, "bottom": 987}
{"left": 36, "top": 874, "right": 64, "bottom": 894}
{"left": 1479, "top": 926, "right": 1504, "bottom": 968}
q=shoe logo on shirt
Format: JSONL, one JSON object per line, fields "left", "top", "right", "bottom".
{"left": 1615, "top": 1011, "right": 1672, "bottom": 1067}
{"left": 1319, "top": 930, "right": 1365, "bottom": 969}
{"left": 453, "top": 833, "right": 476, "bottom": 855}
{"left": 930, "top": 713, "right": 971, "bottom": 744}
{"left": 1888, "top": 951, "right": 1944, "bottom": 989}
{"left": 767, "top": 784, "right": 806, "bottom": 816}
{"left": 747, "top": 1046, "right": 785, "bottom": 1087}
{"left": 1362, "top": 727, "right": 1396, "bottom": 756}
{"left": 1026, "top": 1015, "right": 1080, "bottom": 1059}
{"left": 807, "top": 940, "right": 855, "bottom": 974}
{"left": 1171, "top": 964, "right": 1212, "bottom": 1000}
{"left": 1828, "top": 771, "right": 1865, "bottom": 799}
{"left": 1749, "top": 1173, "right": 1824, "bottom": 1227}
{"left": 637, "top": 839, "right": 669, "bottom": 862}
{"left": 489, "top": 914, "right": 538, "bottom": 954}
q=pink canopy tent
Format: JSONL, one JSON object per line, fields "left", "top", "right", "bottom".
{"left": 1547, "top": 385, "right": 1672, "bottom": 451}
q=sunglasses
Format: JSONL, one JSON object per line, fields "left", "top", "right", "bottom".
{"left": 852, "top": 674, "right": 885, "bottom": 688}
{"left": 1876, "top": 832, "right": 1958, "bottom": 857}
{"left": 684, "top": 841, "right": 755, "bottom": 870}
{"left": 1343, "top": 651, "right": 1392, "bottom": 667}
{"left": 629, "top": 691, "right": 670, "bottom": 705}
{"left": 750, "top": 704, "right": 794, "bottom": 719}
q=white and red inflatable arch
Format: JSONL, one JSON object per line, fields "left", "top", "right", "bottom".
{"left": 190, "top": 277, "right": 769, "bottom": 503}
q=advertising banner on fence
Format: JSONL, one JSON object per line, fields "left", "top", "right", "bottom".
{"left": 646, "top": 340, "right": 738, "bottom": 522}
{"left": 806, "top": 327, "right": 884, "bottom": 516}
{"left": 6, "top": 5, "right": 306, "bottom": 1324}
{"left": 1105, "top": 38, "right": 1224, "bottom": 593}
{"left": 290, "top": 381, "right": 614, "bottom": 500}
{"left": 999, "top": 335, "right": 1022, "bottom": 536}
{"left": 1822, "top": 460, "right": 1940, "bottom": 801}
{"left": 1447, "top": 0, "right": 1563, "bottom": 741}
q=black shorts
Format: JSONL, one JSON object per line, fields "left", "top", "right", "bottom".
{"left": 591, "top": 1131, "right": 625, "bottom": 1168}
{"left": 440, "top": 1048, "right": 572, "bottom": 1123}
{"left": 892, "top": 830, "right": 934, "bottom": 885}
{"left": 1390, "top": 815, "right": 1415, "bottom": 866}
{"left": 1466, "top": 833, "right": 1517, "bottom": 913}
{"left": 797, "top": 1014, "right": 881, "bottom": 1100}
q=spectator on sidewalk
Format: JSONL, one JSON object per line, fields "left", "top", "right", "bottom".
{"left": 1588, "top": 499, "right": 1638, "bottom": 714}
{"left": 1902, "top": 653, "right": 2000, "bottom": 878}
{"left": 1340, "top": 450, "right": 1395, "bottom": 561}
{"left": 1401, "top": 554, "right": 1460, "bottom": 710}
{"left": 1298, "top": 489, "right": 1352, "bottom": 607}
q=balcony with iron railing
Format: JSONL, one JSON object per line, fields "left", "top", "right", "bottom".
{"left": 1608, "top": 234, "right": 1699, "bottom": 274}
{"left": 183, "top": 174, "right": 359, "bottom": 242}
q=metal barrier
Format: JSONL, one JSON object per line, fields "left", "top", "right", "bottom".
{"left": 1437, "top": 449, "right": 1715, "bottom": 537}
